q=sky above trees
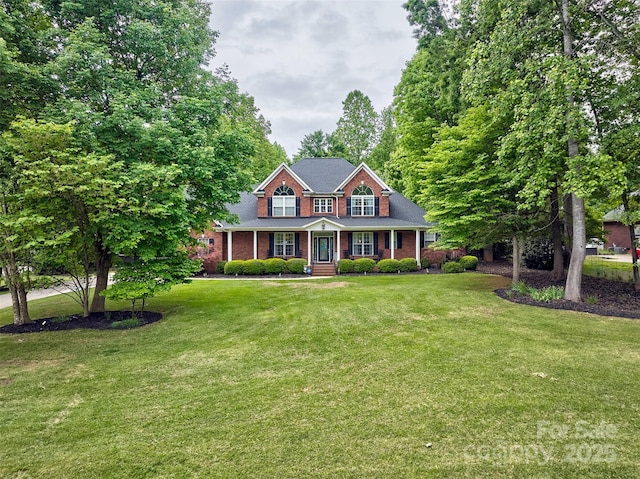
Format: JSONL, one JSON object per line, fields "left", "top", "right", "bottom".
{"left": 209, "top": 0, "right": 418, "bottom": 157}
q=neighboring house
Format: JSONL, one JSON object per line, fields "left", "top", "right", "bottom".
{"left": 198, "top": 157, "right": 435, "bottom": 274}
{"left": 603, "top": 205, "right": 639, "bottom": 251}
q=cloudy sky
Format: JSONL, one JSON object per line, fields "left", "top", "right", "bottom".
{"left": 208, "top": 0, "right": 419, "bottom": 158}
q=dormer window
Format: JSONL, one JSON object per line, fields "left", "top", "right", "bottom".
{"left": 272, "top": 185, "right": 295, "bottom": 216}
{"left": 351, "top": 185, "right": 374, "bottom": 216}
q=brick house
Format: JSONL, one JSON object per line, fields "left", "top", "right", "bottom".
{"left": 603, "top": 205, "right": 639, "bottom": 251}
{"left": 197, "top": 157, "right": 435, "bottom": 274}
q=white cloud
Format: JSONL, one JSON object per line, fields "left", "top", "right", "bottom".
{"left": 210, "top": 0, "right": 417, "bottom": 157}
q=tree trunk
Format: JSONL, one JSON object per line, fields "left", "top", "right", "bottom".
{"left": 622, "top": 194, "right": 640, "bottom": 290}
{"left": 2, "top": 261, "right": 31, "bottom": 325}
{"left": 90, "top": 246, "right": 112, "bottom": 314}
{"left": 512, "top": 236, "right": 522, "bottom": 286}
{"left": 561, "top": 0, "right": 585, "bottom": 302}
{"left": 551, "top": 184, "right": 564, "bottom": 282}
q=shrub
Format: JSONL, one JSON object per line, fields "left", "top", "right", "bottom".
{"left": 399, "top": 258, "right": 418, "bottom": 272}
{"left": 264, "top": 258, "right": 287, "bottom": 274}
{"left": 337, "top": 259, "right": 354, "bottom": 274}
{"left": 377, "top": 259, "right": 401, "bottom": 273}
{"left": 459, "top": 255, "right": 479, "bottom": 271}
{"left": 354, "top": 258, "right": 376, "bottom": 273}
{"left": 286, "top": 258, "right": 307, "bottom": 274}
{"left": 201, "top": 256, "right": 218, "bottom": 274}
{"left": 215, "top": 261, "right": 227, "bottom": 274}
{"left": 242, "top": 260, "right": 265, "bottom": 275}
{"left": 420, "top": 257, "right": 431, "bottom": 269}
{"left": 443, "top": 261, "right": 463, "bottom": 273}
{"left": 523, "top": 239, "right": 568, "bottom": 270}
{"left": 422, "top": 249, "right": 447, "bottom": 267}
{"left": 224, "top": 260, "right": 245, "bottom": 275}
{"left": 529, "top": 285, "right": 565, "bottom": 302}
{"left": 511, "top": 281, "right": 532, "bottom": 296}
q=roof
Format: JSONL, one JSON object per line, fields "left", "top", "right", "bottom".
{"left": 290, "top": 157, "right": 356, "bottom": 192}
{"left": 220, "top": 158, "right": 429, "bottom": 230}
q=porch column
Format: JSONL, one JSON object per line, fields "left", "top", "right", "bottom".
{"left": 415, "top": 229, "right": 421, "bottom": 264}
{"left": 391, "top": 229, "right": 395, "bottom": 259}
{"left": 227, "top": 230, "right": 233, "bottom": 261}
{"left": 336, "top": 230, "right": 341, "bottom": 261}
{"left": 307, "top": 230, "right": 312, "bottom": 265}
{"left": 253, "top": 230, "right": 258, "bottom": 259}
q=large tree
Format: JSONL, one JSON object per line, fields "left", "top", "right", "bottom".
{"left": 334, "top": 90, "right": 379, "bottom": 165}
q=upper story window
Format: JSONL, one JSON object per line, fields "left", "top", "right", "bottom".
{"left": 351, "top": 185, "right": 374, "bottom": 216}
{"left": 272, "top": 185, "right": 295, "bottom": 216}
{"left": 314, "top": 198, "right": 333, "bottom": 214}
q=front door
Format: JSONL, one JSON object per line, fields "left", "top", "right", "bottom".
{"left": 315, "top": 236, "right": 333, "bottom": 263}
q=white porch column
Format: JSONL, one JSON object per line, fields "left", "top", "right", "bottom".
{"left": 307, "top": 230, "right": 312, "bottom": 265}
{"left": 391, "top": 229, "right": 395, "bottom": 259}
{"left": 253, "top": 230, "right": 258, "bottom": 259}
{"left": 415, "top": 229, "right": 421, "bottom": 264}
{"left": 227, "top": 230, "right": 233, "bottom": 261}
{"left": 336, "top": 230, "right": 341, "bottom": 261}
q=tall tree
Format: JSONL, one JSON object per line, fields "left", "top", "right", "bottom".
{"left": 334, "top": 90, "right": 378, "bottom": 165}
{"left": 293, "top": 130, "right": 346, "bottom": 160}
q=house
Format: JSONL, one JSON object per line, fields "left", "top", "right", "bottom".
{"left": 603, "top": 205, "right": 639, "bottom": 252}
{"left": 198, "top": 157, "right": 435, "bottom": 274}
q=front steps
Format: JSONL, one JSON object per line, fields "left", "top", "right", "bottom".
{"left": 311, "top": 263, "right": 336, "bottom": 276}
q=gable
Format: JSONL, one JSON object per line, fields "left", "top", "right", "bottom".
{"left": 253, "top": 163, "right": 311, "bottom": 195}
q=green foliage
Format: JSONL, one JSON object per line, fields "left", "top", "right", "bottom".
{"left": 511, "top": 281, "right": 533, "bottom": 296}
{"left": 242, "top": 260, "right": 265, "bottom": 276}
{"left": 399, "top": 258, "right": 418, "bottom": 272}
{"left": 420, "top": 257, "right": 431, "bottom": 269}
{"left": 353, "top": 258, "right": 376, "bottom": 273}
{"left": 334, "top": 90, "right": 378, "bottom": 165}
{"left": 110, "top": 318, "right": 141, "bottom": 329}
{"left": 264, "top": 258, "right": 287, "bottom": 274}
{"left": 215, "top": 261, "right": 227, "bottom": 274}
{"left": 442, "top": 261, "right": 463, "bottom": 274}
{"left": 293, "top": 130, "right": 346, "bottom": 161}
{"left": 529, "top": 286, "right": 565, "bottom": 303}
{"left": 224, "top": 260, "right": 245, "bottom": 275}
{"left": 459, "top": 255, "right": 479, "bottom": 271}
{"left": 337, "top": 259, "right": 354, "bottom": 274}
{"left": 377, "top": 259, "right": 401, "bottom": 273}
{"left": 286, "top": 258, "right": 307, "bottom": 274}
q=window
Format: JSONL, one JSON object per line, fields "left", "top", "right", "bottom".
{"left": 424, "top": 232, "right": 436, "bottom": 246}
{"left": 197, "top": 237, "right": 214, "bottom": 246}
{"left": 273, "top": 185, "right": 295, "bottom": 216}
{"left": 314, "top": 198, "right": 333, "bottom": 214}
{"left": 352, "top": 232, "right": 374, "bottom": 256}
{"left": 351, "top": 185, "right": 374, "bottom": 216}
{"left": 274, "top": 232, "right": 295, "bottom": 257}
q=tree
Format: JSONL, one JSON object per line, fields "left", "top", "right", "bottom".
{"left": 368, "top": 106, "right": 397, "bottom": 175}
{"left": 34, "top": 1, "right": 254, "bottom": 313}
{"left": 334, "top": 90, "right": 378, "bottom": 165}
{"left": 293, "top": 130, "right": 346, "bottom": 160}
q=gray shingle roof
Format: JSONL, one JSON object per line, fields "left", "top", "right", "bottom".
{"left": 220, "top": 158, "right": 429, "bottom": 229}
{"left": 290, "top": 157, "right": 356, "bottom": 192}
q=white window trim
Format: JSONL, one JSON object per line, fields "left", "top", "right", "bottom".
{"left": 274, "top": 232, "right": 295, "bottom": 257}
{"left": 424, "top": 232, "right": 436, "bottom": 246}
{"left": 351, "top": 195, "right": 374, "bottom": 216}
{"left": 352, "top": 232, "right": 374, "bottom": 256}
{"left": 273, "top": 196, "right": 296, "bottom": 216}
{"left": 314, "top": 198, "right": 333, "bottom": 214}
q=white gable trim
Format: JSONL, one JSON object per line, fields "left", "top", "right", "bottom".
{"left": 253, "top": 163, "right": 312, "bottom": 194}
{"left": 302, "top": 217, "right": 345, "bottom": 229}
{"left": 335, "top": 162, "right": 393, "bottom": 192}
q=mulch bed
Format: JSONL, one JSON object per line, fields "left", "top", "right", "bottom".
{"left": 0, "top": 310, "right": 162, "bottom": 334}
{"left": 479, "top": 261, "right": 640, "bottom": 319}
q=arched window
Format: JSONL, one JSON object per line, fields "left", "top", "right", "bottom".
{"left": 272, "top": 185, "right": 295, "bottom": 216}
{"left": 351, "top": 185, "right": 374, "bottom": 216}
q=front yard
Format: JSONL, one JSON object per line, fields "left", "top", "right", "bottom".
{"left": 1, "top": 274, "right": 639, "bottom": 478}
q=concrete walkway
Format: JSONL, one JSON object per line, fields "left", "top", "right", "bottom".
{"left": 0, "top": 285, "right": 78, "bottom": 311}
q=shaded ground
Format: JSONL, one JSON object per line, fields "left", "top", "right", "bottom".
{"left": 0, "top": 310, "right": 162, "bottom": 334}
{"left": 479, "top": 261, "right": 640, "bottom": 319}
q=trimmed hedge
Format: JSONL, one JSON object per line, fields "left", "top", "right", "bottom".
{"left": 443, "top": 261, "right": 463, "bottom": 273}
{"left": 215, "top": 261, "right": 227, "bottom": 274}
{"left": 420, "top": 257, "right": 431, "bottom": 269}
{"left": 243, "top": 260, "right": 265, "bottom": 275}
{"left": 337, "top": 259, "right": 354, "bottom": 274}
{"left": 286, "top": 258, "right": 307, "bottom": 274}
{"left": 354, "top": 258, "right": 376, "bottom": 273}
{"left": 224, "top": 260, "right": 245, "bottom": 275}
{"left": 399, "top": 258, "right": 418, "bottom": 272}
{"left": 264, "top": 258, "right": 287, "bottom": 274}
{"left": 459, "top": 255, "right": 479, "bottom": 270}
{"left": 377, "top": 259, "right": 401, "bottom": 273}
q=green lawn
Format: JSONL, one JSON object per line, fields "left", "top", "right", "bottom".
{"left": 1, "top": 274, "right": 639, "bottom": 478}
{"left": 583, "top": 256, "right": 635, "bottom": 283}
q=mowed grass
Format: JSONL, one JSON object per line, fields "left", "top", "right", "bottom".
{"left": 1, "top": 274, "right": 639, "bottom": 478}
{"left": 583, "top": 256, "right": 635, "bottom": 283}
